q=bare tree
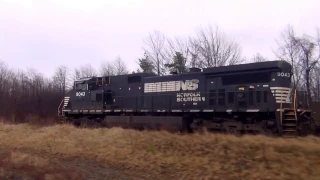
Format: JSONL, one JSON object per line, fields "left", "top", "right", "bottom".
{"left": 74, "top": 69, "right": 81, "bottom": 80}
{"left": 74, "top": 64, "right": 97, "bottom": 79}
{"left": 0, "top": 61, "right": 9, "bottom": 93}
{"left": 113, "top": 56, "right": 128, "bottom": 75}
{"left": 0, "top": 61, "right": 9, "bottom": 117}
{"left": 293, "top": 33, "right": 320, "bottom": 103}
{"left": 251, "top": 53, "right": 268, "bottom": 62}
{"left": 143, "top": 30, "right": 167, "bottom": 75}
{"left": 100, "top": 61, "right": 115, "bottom": 76}
{"left": 274, "top": 25, "right": 303, "bottom": 89}
{"left": 187, "top": 37, "right": 201, "bottom": 67}
{"left": 162, "top": 36, "right": 198, "bottom": 72}
{"left": 52, "top": 66, "right": 71, "bottom": 94}
{"left": 275, "top": 25, "right": 320, "bottom": 103}
{"left": 0, "top": 62, "right": 73, "bottom": 122}
{"left": 81, "top": 64, "right": 97, "bottom": 77}
{"left": 311, "top": 65, "right": 320, "bottom": 101}
{"left": 190, "top": 24, "right": 243, "bottom": 68}
{"left": 142, "top": 25, "right": 243, "bottom": 72}
{"left": 165, "top": 36, "right": 190, "bottom": 58}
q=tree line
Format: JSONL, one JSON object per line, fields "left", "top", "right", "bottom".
{"left": 0, "top": 24, "right": 319, "bottom": 122}
{"left": 139, "top": 24, "right": 320, "bottom": 103}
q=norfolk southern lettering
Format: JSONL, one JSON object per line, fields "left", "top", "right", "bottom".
{"left": 176, "top": 92, "right": 205, "bottom": 102}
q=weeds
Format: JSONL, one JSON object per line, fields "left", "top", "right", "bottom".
{"left": 0, "top": 123, "right": 319, "bottom": 179}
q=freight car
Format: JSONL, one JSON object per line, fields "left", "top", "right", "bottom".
{"left": 58, "top": 60, "right": 318, "bottom": 137}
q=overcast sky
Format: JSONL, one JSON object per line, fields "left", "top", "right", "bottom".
{"left": 0, "top": 0, "right": 319, "bottom": 77}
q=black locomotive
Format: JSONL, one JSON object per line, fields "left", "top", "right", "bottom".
{"left": 58, "top": 60, "right": 317, "bottom": 137}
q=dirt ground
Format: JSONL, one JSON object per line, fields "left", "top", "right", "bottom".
{"left": 0, "top": 148, "right": 162, "bottom": 180}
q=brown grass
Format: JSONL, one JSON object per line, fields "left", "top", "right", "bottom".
{"left": 0, "top": 123, "right": 319, "bottom": 180}
{"left": 0, "top": 149, "right": 83, "bottom": 179}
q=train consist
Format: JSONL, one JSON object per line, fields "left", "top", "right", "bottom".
{"left": 58, "top": 60, "right": 319, "bottom": 137}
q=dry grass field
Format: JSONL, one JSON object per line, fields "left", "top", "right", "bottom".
{"left": 0, "top": 122, "right": 320, "bottom": 180}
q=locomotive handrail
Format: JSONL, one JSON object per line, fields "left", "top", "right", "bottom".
{"left": 58, "top": 99, "right": 64, "bottom": 117}
{"left": 280, "top": 90, "right": 283, "bottom": 125}
{"left": 294, "top": 89, "right": 297, "bottom": 120}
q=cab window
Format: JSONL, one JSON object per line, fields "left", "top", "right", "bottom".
{"left": 75, "top": 83, "right": 88, "bottom": 90}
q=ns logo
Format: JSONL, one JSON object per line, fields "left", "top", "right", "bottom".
{"left": 144, "top": 79, "right": 200, "bottom": 93}
{"left": 76, "top": 92, "right": 86, "bottom": 97}
{"left": 180, "top": 79, "right": 199, "bottom": 91}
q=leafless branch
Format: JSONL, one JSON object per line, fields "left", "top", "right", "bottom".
{"left": 191, "top": 24, "right": 242, "bottom": 68}
{"left": 113, "top": 56, "right": 129, "bottom": 75}
{"left": 143, "top": 30, "right": 167, "bottom": 75}
{"left": 100, "top": 61, "right": 115, "bottom": 76}
{"left": 251, "top": 53, "right": 268, "bottom": 63}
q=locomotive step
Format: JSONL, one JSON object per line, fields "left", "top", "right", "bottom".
{"left": 283, "top": 124, "right": 297, "bottom": 126}
{"left": 284, "top": 116, "right": 296, "bottom": 118}
{"left": 282, "top": 109, "right": 297, "bottom": 137}
{"left": 283, "top": 123, "right": 297, "bottom": 127}
{"left": 283, "top": 130, "right": 297, "bottom": 133}
{"left": 283, "top": 130, "right": 297, "bottom": 134}
{"left": 283, "top": 130, "right": 297, "bottom": 132}
{"left": 283, "top": 127, "right": 296, "bottom": 130}
{"left": 283, "top": 118, "right": 297, "bottom": 121}
{"left": 284, "top": 113, "right": 296, "bottom": 116}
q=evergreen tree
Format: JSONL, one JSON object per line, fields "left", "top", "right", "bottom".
{"left": 138, "top": 52, "right": 155, "bottom": 73}
{"left": 165, "top": 52, "right": 188, "bottom": 74}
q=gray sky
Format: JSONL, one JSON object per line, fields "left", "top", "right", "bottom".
{"left": 1, "top": 0, "right": 319, "bottom": 77}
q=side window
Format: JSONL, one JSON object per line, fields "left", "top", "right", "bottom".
{"left": 97, "top": 78, "right": 103, "bottom": 86}
{"left": 75, "top": 83, "right": 81, "bottom": 90}
{"left": 128, "top": 76, "right": 141, "bottom": 83}
{"left": 75, "top": 83, "right": 88, "bottom": 90}
{"left": 104, "top": 77, "right": 110, "bottom": 84}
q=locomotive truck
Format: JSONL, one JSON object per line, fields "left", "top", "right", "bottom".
{"left": 58, "top": 60, "right": 318, "bottom": 137}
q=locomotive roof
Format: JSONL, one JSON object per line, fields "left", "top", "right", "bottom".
{"left": 74, "top": 77, "right": 95, "bottom": 83}
{"left": 73, "top": 72, "right": 157, "bottom": 83}
{"left": 143, "top": 60, "right": 291, "bottom": 80}
{"left": 73, "top": 60, "right": 290, "bottom": 83}
{"left": 202, "top": 60, "right": 290, "bottom": 74}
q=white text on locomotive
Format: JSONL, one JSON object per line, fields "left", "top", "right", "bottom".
{"left": 76, "top": 92, "right": 86, "bottom": 97}
{"left": 144, "top": 79, "right": 199, "bottom": 93}
{"left": 176, "top": 92, "right": 205, "bottom": 102}
{"left": 277, "top": 72, "right": 291, "bottom": 77}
